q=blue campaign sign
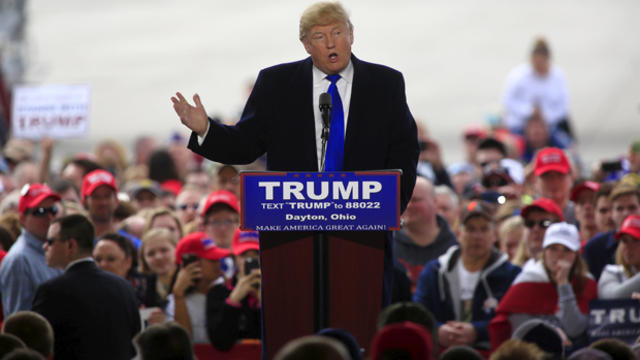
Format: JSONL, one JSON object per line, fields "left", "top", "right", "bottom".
{"left": 589, "top": 299, "right": 640, "bottom": 345}
{"left": 240, "top": 171, "right": 401, "bottom": 232}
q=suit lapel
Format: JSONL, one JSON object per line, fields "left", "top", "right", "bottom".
{"left": 292, "top": 57, "right": 319, "bottom": 171}
{"left": 344, "top": 55, "right": 365, "bottom": 169}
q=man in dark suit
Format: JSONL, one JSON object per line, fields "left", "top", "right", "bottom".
{"left": 32, "top": 214, "right": 140, "bottom": 360}
{"left": 172, "top": 1, "right": 418, "bottom": 303}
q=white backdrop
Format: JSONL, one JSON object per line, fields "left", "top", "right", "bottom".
{"left": 24, "top": 0, "right": 640, "bottom": 166}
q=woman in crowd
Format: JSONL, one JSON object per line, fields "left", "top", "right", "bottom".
{"left": 168, "top": 232, "right": 230, "bottom": 344}
{"left": 206, "top": 229, "right": 262, "bottom": 350}
{"left": 598, "top": 214, "right": 640, "bottom": 299}
{"left": 93, "top": 233, "right": 164, "bottom": 309}
{"left": 490, "top": 222, "right": 597, "bottom": 351}
{"left": 139, "top": 228, "right": 178, "bottom": 301}
{"left": 143, "top": 208, "right": 184, "bottom": 242}
{"left": 498, "top": 216, "right": 524, "bottom": 262}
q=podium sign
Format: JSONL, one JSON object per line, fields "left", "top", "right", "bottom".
{"left": 240, "top": 171, "right": 401, "bottom": 232}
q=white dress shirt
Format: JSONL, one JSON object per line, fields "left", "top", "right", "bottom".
{"left": 312, "top": 61, "right": 353, "bottom": 170}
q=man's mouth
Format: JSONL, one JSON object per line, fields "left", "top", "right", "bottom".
{"left": 329, "top": 53, "right": 338, "bottom": 62}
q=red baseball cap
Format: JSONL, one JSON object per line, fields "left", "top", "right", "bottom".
{"left": 81, "top": 169, "right": 117, "bottom": 203}
{"left": 370, "top": 322, "right": 433, "bottom": 360}
{"left": 231, "top": 228, "right": 260, "bottom": 256}
{"left": 615, "top": 214, "right": 640, "bottom": 241}
{"left": 201, "top": 190, "right": 239, "bottom": 216}
{"left": 521, "top": 198, "right": 564, "bottom": 221}
{"left": 570, "top": 181, "right": 600, "bottom": 202}
{"left": 534, "top": 147, "right": 570, "bottom": 176}
{"left": 18, "top": 184, "right": 61, "bottom": 214}
{"left": 175, "top": 232, "right": 231, "bottom": 264}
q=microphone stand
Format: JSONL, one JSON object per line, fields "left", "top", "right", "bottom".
{"left": 319, "top": 96, "right": 331, "bottom": 171}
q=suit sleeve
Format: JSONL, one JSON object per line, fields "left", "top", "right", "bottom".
{"left": 385, "top": 73, "right": 419, "bottom": 213}
{"left": 188, "top": 70, "right": 271, "bottom": 165}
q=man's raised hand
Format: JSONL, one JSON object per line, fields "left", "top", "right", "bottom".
{"left": 171, "top": 92, "right": 208, "bottom": 137}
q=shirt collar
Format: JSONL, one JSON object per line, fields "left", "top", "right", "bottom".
{"left": 65, "top": 257, "right": 94, "bottom": 272}
{"left": 312, "top": 60, "right": 354, "bottom": 86}
{"left": 23, "top": 230, "right": 46, "bottom": 254}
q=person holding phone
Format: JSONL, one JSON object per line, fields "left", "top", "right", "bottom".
{"left": 206, "top": 229, "right": 262, "bottom": 351}
{"left": 167, "top": 232, "right": 231, "bottom": 344}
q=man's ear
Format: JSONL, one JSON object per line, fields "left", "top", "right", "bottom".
{"left": 302, "top": 39, "right": 312, "bottom": 55}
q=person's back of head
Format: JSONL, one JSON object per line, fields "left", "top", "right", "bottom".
{"left": 135, "top": 322, "right": 194, "bottom": 360}
{"left": 370, "top": 322, "right": 433, "bottom": 360}
{"left": 490, "top": 339, "right": 546, "bottom": 360}
{"left": 441, "top": 345, "right": 484, "bottom": 360}
{"left": 377, "top": 302, "right": 436, "bottom": 334}
{"left": 567, "top": 348, "right": 612, "bottom": 360}
{"left": 317, "top": 328, "right": 362, "bottom": 360}
{"left": 1, "top": 348, "right": 46, "bottom": 360}
{"left": 0, "top": 334, "right": 25, "bottom": 358}
{"left": 512, "top": 319, "right": 563, "bottom": 359}
{"left": 590, "top": 338, "right": 635, "bottom": 360}
{"left": 1, "top": 311, "right": 54, "bottom": 358}
{"left": 274, "top": 335, "right": 350, "bottom": 360}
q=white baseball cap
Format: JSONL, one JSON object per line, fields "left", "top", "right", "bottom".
{"left": 543, "top": 222, "right": 580, "bottom": 251}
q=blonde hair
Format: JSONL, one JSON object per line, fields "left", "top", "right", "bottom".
{"left": 138, "top": 228, "right": 177, "bottom": 274}
{"left": 511, "top": 238, "right": 530, "bottom": 267}
{"left": 490, "top": 339, "right": 545, "bottom": 360}
{"left": 299, "top": 2, "right": 353, "bottom": 41}
{"left": 142, "top": 207, "right": 184, "bottom": 239}
{"left": 615, "top": 238, "right": 639, "bottom": 279}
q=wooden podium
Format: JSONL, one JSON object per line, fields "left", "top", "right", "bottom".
{"left": 241, "top": 171, "right": 401, "bottom": 359}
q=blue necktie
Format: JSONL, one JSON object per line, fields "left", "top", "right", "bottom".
{"left": 324, "top": 74, "right": 344, "bottom": 171}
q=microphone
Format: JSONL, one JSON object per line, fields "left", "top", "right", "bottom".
{"left": 319, "top": 92, "right": 332, "bottom": 129}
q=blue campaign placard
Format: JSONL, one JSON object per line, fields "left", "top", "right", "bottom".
{"left": 589, "top": 299, "right": 640, "bottom": 345}
{"left": 240, "top": 171, "right": 401, "bottom": 231}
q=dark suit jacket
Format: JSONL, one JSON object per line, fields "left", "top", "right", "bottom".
{"left": 188, "top": 54, "right": 419, "bottom": 212}
{"left": 32, "top": 260, "right": 141, "bottom": 360}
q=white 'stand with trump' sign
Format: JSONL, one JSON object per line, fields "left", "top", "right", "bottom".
{"left": 11, "top": 84, "right": 90, "bottom": 139}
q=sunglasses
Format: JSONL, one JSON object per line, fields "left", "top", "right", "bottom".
{"left": 30, "top": 206, "right": 59, "bottom": 217}
{"left": 524, "top": 219, "right": 553, "bottom": 229}
{"left": 178, "top": 203, "right": 199, "bottom": 211}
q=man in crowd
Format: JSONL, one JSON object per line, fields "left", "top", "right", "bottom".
{"left": 593, "top": 182, "right": 615, "bottom": 235}
{"left": 81, "top": 169, "right": 119, "bottom": 238}
{"left": 514, "top": 198, "right": 563, "bottom": 267}
{"left": 33, "top": 214, "right": 140, "bottom": 360}
{"left": 175, "top": 185, "right": 205, "bottom": 227}
{"left": 533, "top": 147, "right": 576, "bottom": 224}
{"left": 201, "top": 190, "right": 240, "bottom": 249}
{"left": 413, "top": 202, "right": 520, "bottom": 350}
{"left": 570, "top": 180, "right": 600, "bottom": 247}
{"left": 0, "top": 184, "right": 62, "bottom": 316}
{"left": 583, "top": 182, "right": 640, "bottom": 280}
{"left": 394, "top": 177, "right": 457, "bottom": 287}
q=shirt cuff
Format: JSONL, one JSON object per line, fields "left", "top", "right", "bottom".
{"left": 197, "top": 120, "right": 211, "bottom": 145}
{"left": 225, "top": 298, "right": 242, "bottom": 308}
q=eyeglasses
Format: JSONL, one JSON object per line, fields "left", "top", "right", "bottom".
{"left": 205, "top": 219, "right": 238, "bottom": 228}
{"left": 30, "top": 206, "right": 59, "bottom": 217}
{"left": 178, "top": 203, "right": 199, "bottom": 211}
{"left": 524, "top": 219, "right": 553, "bottom": 229}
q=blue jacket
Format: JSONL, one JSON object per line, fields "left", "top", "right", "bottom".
{"left": 413, "top": 246, "right": 520, "bottom": 347}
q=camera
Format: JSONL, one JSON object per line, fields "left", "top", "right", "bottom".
{"left": 181, "top": 253, "right": 199, "bottom": 267}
